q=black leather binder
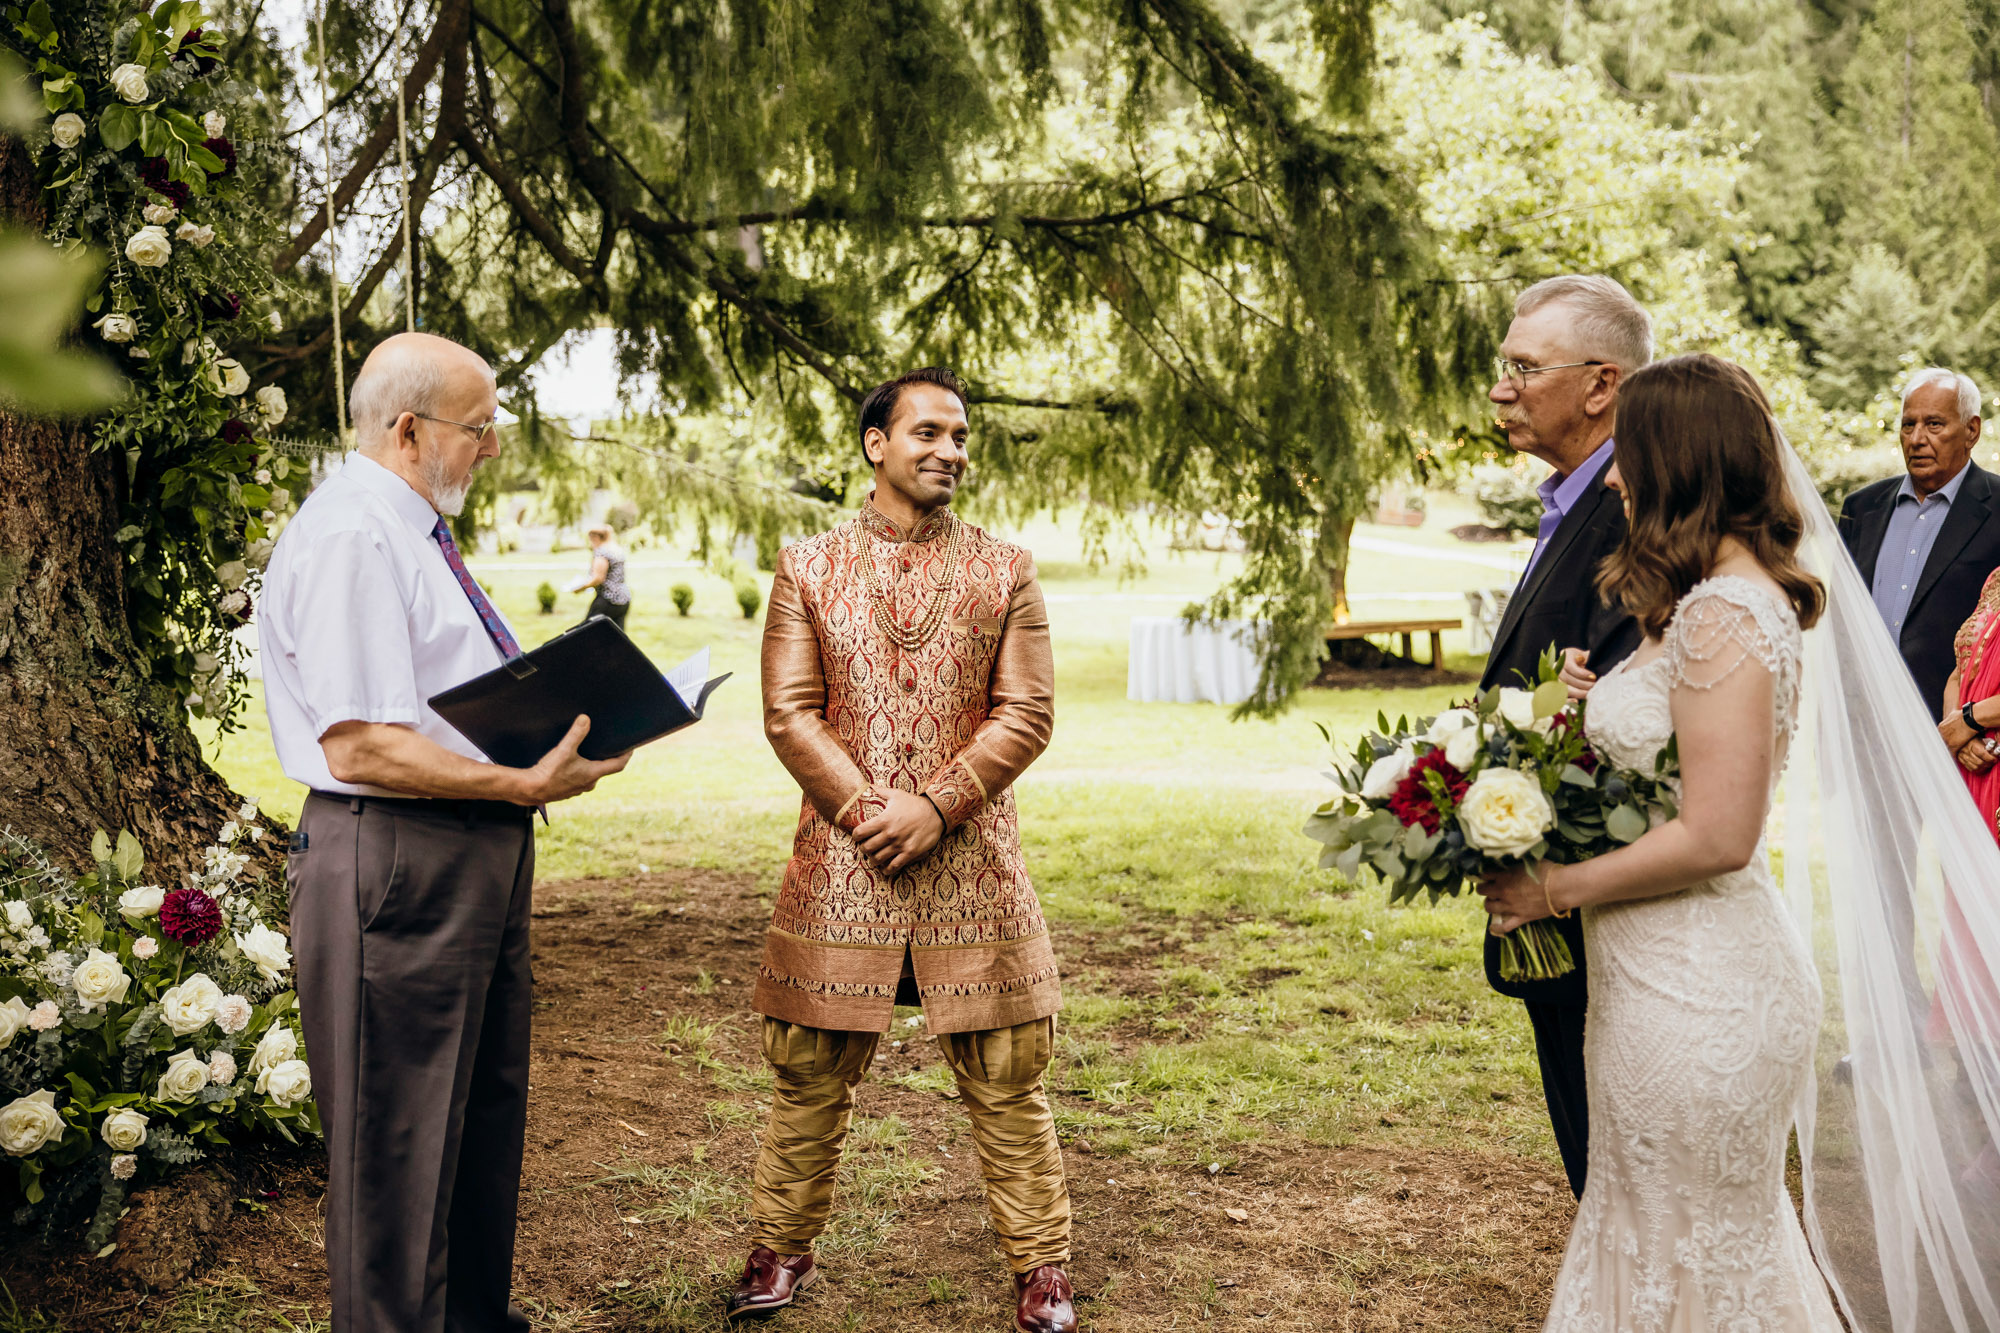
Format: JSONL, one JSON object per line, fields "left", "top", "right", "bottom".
{"left": 428, "top": 616, "right": 730, "bottom": 767}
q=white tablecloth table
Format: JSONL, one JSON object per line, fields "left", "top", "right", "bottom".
{"left": 1127, "top": 616, "right": 1264, "bottom": 705}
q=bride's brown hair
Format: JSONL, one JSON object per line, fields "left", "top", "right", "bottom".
{"left": 1597, "top": 353, "right": 1825, "bottom": 636}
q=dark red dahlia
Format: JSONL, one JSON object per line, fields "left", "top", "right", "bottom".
{"left": 1549, "top": 712, "right": 1599, "bottom": 773}
{"left": 140, "top": 158, "right": 191, "bottom": 209}
{"left": 220, "top": 418, "right": 253, "bottom": 444}
{"left": 159, "top": 887, "right": 223, "bottom": 946}
{"left": 1387, "top": 750, "right": 1471, "bottom": 833}
{"left": 200, "top": 291, "right": 242, "bottom": 321}
{"left": 176, "top": 30, "right": 222, "bottom": 76}
{"left": 202, "top": 136, "right": 236, "bottom": 177}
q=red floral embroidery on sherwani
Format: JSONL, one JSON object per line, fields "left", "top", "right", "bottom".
{"left": 753, "top": 499, "right": 1061, "bottom": 1034}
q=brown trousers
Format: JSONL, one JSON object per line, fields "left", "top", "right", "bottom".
{"left": 752, "top": 1016, "right": 1071, "bottom": 1272}
{"left": 290, "top": 793, "right": 535, "bottom": 1333}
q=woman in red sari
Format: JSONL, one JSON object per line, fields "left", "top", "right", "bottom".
{"left": 1936, "top": 568, "right": 2000, "bottom": 1195}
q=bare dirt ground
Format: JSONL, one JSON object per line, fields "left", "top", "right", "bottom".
{"left": 2, "top": 870, "right": 1571, "bottom": 1332}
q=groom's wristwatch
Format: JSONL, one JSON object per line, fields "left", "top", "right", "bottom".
{"left": 1964, "top": 701, "right": 1989, "bottom": 737}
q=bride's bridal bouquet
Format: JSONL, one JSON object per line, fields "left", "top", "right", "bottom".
{"left": 1305, "top": 656, "right": 1679, "bottom": 980}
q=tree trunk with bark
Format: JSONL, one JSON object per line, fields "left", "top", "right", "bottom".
{"left": 0, "top": 135, "right": 249, "bottom": 881}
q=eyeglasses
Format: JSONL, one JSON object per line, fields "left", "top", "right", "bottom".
{"left": 1493, "top": 356, "right": 1606, "bottom": 391}
{"left": 413, "top": 413, "right": 498, "bottom": 444}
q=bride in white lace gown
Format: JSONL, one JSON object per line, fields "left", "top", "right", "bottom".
{"left": 1479, "top": 354, "right": 1845, "bottom": 1332}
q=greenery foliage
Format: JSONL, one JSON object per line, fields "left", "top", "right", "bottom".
{"left": 669, "top": 582, "right": 693, "bottom": 617}
{"left": 7, "top": 0, "right": 294, "bottom": 726}
{"left": 535, "top": 580, "right": 557, "bottom": 614}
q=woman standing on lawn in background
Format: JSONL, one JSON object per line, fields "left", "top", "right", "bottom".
{"left": 569, "top": 522, "right": 632, "bottom": 628}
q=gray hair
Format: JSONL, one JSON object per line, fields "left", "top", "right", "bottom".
{"left": 1900, "top": 366, "right": 1982, "bottom": 422}
{"left": 348, "top": 334, "right": 496, "bottom": 451}
{"left": 1515, "top": 274, "right": 1655, "bottom": 372}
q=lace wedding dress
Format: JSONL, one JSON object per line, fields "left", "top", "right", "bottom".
{"left": 1546, "top": 576, "right": 1843, "bottom": 1332}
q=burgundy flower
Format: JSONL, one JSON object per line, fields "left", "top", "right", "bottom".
{"left": 202, "top": 136, "right": 236, "bottom": 178}
{"left": 140, "top": 158, "right": 190, "bottom": 209}
{"left": 176, "top": 30, "right": 221, "bottom": 76}
{"left": 1549, "top": 711, "right": 1599, "bottom": 773}
{"left": 220, "top": 418, "right": 252, "bottom": 444}
{"left": 1388, "top": 750, "right": 1470, "bottom": 834}
{"left": 159, "top": 887, "right": 222, "bottom": 946}
{"left": 200, "top": 291, "right": 242, "bottom": 321}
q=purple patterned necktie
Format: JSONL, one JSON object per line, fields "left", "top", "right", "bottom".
{"left": 432, "top": 518, "right": 522, "bottom": 660}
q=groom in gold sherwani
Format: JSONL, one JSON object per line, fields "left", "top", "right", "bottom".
{"left": 728, "top": 368, "right": 1075, "bottom": 1332}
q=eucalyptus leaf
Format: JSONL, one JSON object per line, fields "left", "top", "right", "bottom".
{"left": 1606, "top": 803, "right": 1648, "bottom": 844}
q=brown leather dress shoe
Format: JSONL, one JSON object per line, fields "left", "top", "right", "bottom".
{"left": 724, "top": 1246, "right": 818, "bottom": 1320}
{"left": 1013, "top": 1265, "right": 1077, "bottom": 1333}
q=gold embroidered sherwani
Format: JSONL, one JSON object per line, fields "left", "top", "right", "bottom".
{"left": 754, "top": 501, "right": 1061, "bottom": 1035}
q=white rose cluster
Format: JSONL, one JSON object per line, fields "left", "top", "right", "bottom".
{"left": 70, "top": 948, "right": 130, "bottom": 1011}
{"left": 160, "top": 973, "right": 223, "bottom": 1035}
{"left": 125, "top": 224, "right": 172, "bottom": 268}
{"left": 93, "top": 312, "right": 138, "bottom": 344}
{"left": 255, "top": 385, "right": 287, "bottom": 426}
{"left": 1457, "top": 767, "right": 1557, "bottom": 858}
{"left": 235, "top": 923, "right": 292, "bottom": 983}
{"left": 100, "top": 1107, "right": 148, "bottom": 1151}
{"left": 1359, "top": 746, "right": 1415, "bottom": 801}
{"left": 142, "top": 202, "right": 177, "bottom": 226}
{"left": 0, "top": 896, "right": 52, "bottom": 963}
{"left": 0, "top": 996, "right": 31, "bottom": 1048}
{"left": 108, "top": 63, "right": 149, "bottom": 102}
{"left": 249, "top": 1023, "right": 297, "bottom": 1075}
{"left": 157, "top": 1048, "right": 210, "bottom": 1103}
{"left": 256, "top": 1059, "right": 312, "bottom": 1108}
{"left": 0, "top": 1090, "right": 65, "bottom": 1156}
{"left": 1426, "top": 708, "right": 1489, "bottom": 771}
{"left": 49, "top": 112, "right": 84, "bottom": 149}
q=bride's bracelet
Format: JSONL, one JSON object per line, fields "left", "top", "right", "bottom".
{"left": 1545, "top": 875, "right": 1573, "bottom": 920}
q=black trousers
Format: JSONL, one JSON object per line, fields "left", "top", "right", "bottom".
{"left": 290, "top": 793, "right": 535, "bottom": 1333}
{"left": 1527, "top": 1000, "right": 1590, "bottom": 1198}
{"left": 585, "top": 594, "right": 629, "bottom": 628}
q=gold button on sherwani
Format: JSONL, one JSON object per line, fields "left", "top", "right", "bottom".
{"left": 753, "top": 500, "right": 1060, "bottom": 1034}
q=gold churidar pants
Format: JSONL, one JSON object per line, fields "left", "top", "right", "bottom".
{"left": 751, "top": 1015, "right": 1071, "bottom": 1272}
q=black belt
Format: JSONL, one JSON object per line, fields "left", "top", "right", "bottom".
{"left": 308, "top": 791, "right": 532, "bottom": 825}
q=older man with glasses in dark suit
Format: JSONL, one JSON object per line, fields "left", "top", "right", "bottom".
{"left": 1478, "top": 274, "right": 1648, "bottom": 1200}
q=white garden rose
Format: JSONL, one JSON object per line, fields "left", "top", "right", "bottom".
{"left": 248, "top": 1024, "right": 296, "bottom": 1075}
{"left": 142, "top": 202, "right": 177, "bottom": 225}
{"left": 244, "top": 537, "right": 275, "bottom": 570}
{"left": 1426, "top": 708, "right": 1478, "bottom": 743}
{"left": 118, "top": 884, "right": 164, "bottom": 919}
{"left": 1495, "top": 687, "right": 1552, "bottom": 734}
{"left": 108, "top": 63, "right": 149, "bottom": 102}
{"left": 1443, "top": 723, "right": 1485, "bottom": 772}
{"left": 160, "top": 973, "right": 223, "bottom": 1035}
{"left": 93, "top": 312, "right": 137, "bottom": 343}
{"left": 1458, "top": 767, "right": 1556, "bottom": 858}
{"left": 256, "top": 1058, "right": 312, "bottom": 1108}
{"left": 208, "top": 1051, "right": 237, "bottom": 1085}
{"left": 0, "top": 1090, "right": 65, "bottom": 1156}
{"left": 99, "top": 1107, "right": 148, "bottom": 1151}
{"left": 202, "top": 110, "right": 227, "bottom": 137}
{"left": 207, "top": 358, "right": 250, "bottom": 396}
{"left": 214, "top": 560, "right": 249, "bottom": 591}
{"left": 266, "top": 310, "right": 283, "bottom": 333}
{"left": 0, "top": 996, "right": 31, "bottom": 1048}
{"left": 49, "top": 112, "right": 84, "bottom": 148}
{"left": 176, "top": 221, "right": 215, "bottom": 249}
{"left": 191, "top": 651, "right": 219, "bottom": 676}
{"left": 235, "top": 923, "right": 291, "bottom": 983}
{"left": 125, "top": 225, "right": 172, "bottom": 267}
{"left": 1359, "top": 746, "right": 1416, "bottom": 801}
{"left": 70, "top": 949, "right": 131, "bottom": 1009}
{"left": 156, "top": 1048, "right": 210, "bottom": 1103}
{"left": 3, "top": 900, "right": 30, "bottom": 933}
{"left": 254, "top": 385, "right": 287, "bottom": 424}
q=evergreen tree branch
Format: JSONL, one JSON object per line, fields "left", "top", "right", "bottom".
{"left": 274, "top": 0, "right": 465, "bottom": 274}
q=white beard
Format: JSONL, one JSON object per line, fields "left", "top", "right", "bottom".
{"left": 421, "top": 450, "right": 472, "bottom": 517}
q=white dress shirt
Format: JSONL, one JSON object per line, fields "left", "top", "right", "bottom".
{"left": 261, "top": 452, "right": 516, "bottom": 795}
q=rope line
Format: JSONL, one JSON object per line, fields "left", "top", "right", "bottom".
{"left": 313, "top": 0, "right": 347, "bottom": 441}
{"left": 393, "top": 20, "right": 415, "bottom": 332}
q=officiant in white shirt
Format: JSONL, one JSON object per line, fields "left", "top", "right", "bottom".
{"left": 261, "top": 332, "right": 629, "bottom": 1333}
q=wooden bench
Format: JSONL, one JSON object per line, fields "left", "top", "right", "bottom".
{"left": 1325, "top": 618, "right": 1461, "bottom": 670}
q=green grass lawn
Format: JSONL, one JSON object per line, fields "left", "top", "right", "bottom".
{"left": 196, "top": 508, "right": 1550, "bottom": 1170}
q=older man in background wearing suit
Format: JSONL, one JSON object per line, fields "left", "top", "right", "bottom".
{"left": 1839, "top": 367, "right": 2000, "bottom": 719}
